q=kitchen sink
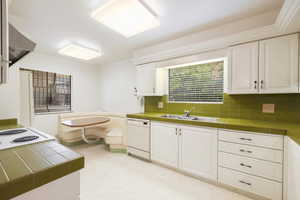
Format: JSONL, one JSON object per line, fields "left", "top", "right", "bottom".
{"left": 160, "top": 114, "right": 218, "bottom": 122}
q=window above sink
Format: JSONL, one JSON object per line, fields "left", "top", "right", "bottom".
{"left": 167, "top": 58, "right": 225, "bottom": 104}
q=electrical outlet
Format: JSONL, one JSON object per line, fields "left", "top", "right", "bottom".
{"left": 158, "top": 102, "right": 164, "bottom": 109}
{"left": 262, "top": 104, "right": 275, "bottom": 113}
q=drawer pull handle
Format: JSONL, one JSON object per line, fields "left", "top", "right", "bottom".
{"left": 239, "top": 180, "right": 252, "bottom": 186}
{"left": 239, "top": 137, "right": 252, "bottom": 141}
{"left": 240, "top": 149, "right": 253, "bottom": 154}
{"left": 240, "top": 163, "right": 252, "bottom": 168}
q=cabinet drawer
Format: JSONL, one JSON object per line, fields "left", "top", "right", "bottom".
{"left": 219, "top": 167, "right": 282, "bottom": 200}
{"left": 219, "top": 152, "right": 282, "bottom": 182}
{"left": 219, "top": 130, "right": 283, "bottom": 150}
{"left": 219, "top": 141, "right": 283, "bottom": 163}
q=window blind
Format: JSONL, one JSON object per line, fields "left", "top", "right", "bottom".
{"left": 168, "top": 61, "right": 224, "bottom": 103}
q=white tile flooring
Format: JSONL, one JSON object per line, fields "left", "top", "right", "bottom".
{"left": 71, "top": 144, "right": 254, "bottom": 200}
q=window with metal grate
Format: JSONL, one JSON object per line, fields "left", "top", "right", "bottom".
{"left": 32, "top": 70, "right": 72, "bottom": 113}
{"left": 168, "top": 60, "right": 224, "bottom": 103}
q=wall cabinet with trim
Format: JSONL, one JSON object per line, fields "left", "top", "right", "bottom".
{"left": 151, "top": 122, "right": 218, "bottom": 181}
{"left": 136, "top": 63, "right": 166, "bottom": 96}
{"left": 0, "top": 0, "right": 9, "bottom": 84}
{"left": 228, "top": 34, "right": 299, "bottom": 94}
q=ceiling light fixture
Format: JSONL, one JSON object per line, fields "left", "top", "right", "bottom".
{"left": 91, "top": 0, "right": 160, "bottom": 37}
{"left": 58, "top": 44, "right": 102, "bottom": 60}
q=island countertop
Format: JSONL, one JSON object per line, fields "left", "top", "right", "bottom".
{"left": 0, "top": 119, "right": 84, "bottom": 200}
{"left": 127, "top": 113, "right": 300, "bottom": 145}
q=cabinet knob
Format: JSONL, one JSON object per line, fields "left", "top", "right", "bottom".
{"left": 260, "top": 80, "right": 264, "bottom": 89}
{"left": 254, "top": 81, "right": 257, "bottom": 89}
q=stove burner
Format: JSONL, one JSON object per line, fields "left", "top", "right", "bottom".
{"left": 0, "top": 129, "right": 28, "bottom": 136}
{"left": 12, "top": 135, "right": 39, "bottom": 143}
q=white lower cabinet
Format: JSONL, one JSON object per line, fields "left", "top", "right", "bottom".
{"left": 180, "top": 126, "right": 218, "bottom": 180}
{"left": 151, "top": 123, "right": 178, "bottom": 168}
{"left": 219, "top": 152, "right": 283, "bottom": 182}
{"left": 218, "top": 129, "right": 284, "bottom": 200}
{"left": 219, "top": 167, "right": 282, "bottom": 200}
{"left": 12, "top": 172, "right": 80, "bottom": 200}
{"left": 285, "top": 137, "right": 300, "bottom": 200}
{"left": 150, "top": 122, "right": 286, "bottom": 200}
{"left": 151, "top": 122, "right": 218, "bottom": 181}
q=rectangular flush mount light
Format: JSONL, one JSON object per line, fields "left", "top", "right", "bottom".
{"left": 91, "top": 0, "right": 160, "bottom": 37}
{"left": 58, "top": 44, "right": 101, "bottom": 60}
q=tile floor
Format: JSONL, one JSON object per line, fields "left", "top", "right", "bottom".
{"left": 71, "top": 144, "right": 253, "bottom": 200}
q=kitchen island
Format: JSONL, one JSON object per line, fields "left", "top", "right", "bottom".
{"left": 0, "top": 119, "right": 84, "bottom": 200}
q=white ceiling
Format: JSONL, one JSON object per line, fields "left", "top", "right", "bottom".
{"left": 9, "top": 0, "right": 283, "bottom": 65}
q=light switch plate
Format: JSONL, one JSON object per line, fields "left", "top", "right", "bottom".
{"left": 158, "top": 102, "right": 164, "bottom": 109}
{"left": 262, "top": 104, "right": 275, "bottom": 113}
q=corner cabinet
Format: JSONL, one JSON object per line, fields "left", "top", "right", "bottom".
{"left": 151, "top": 122, "right": 218, "bottom": 181}
{"left": 136, "top": 63, "right": 166, "bottom": 96}
{"left": 228, "top": 34, "right": 299, "bottom": 94}
{"left": 0, "top": 0, "right": 9, "bottom": 84}
{"left": 285, "top": 137, "right": 300, "bottom": 200}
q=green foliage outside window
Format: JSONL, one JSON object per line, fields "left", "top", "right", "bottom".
{"left": 168, "top": 61, "right": 224, "bottom": 103}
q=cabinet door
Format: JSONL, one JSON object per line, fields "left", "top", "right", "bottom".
{"left": 228, "top": 41, "right": 259, "bottom": 94}
{"left": 136, "top": 63, "right": 156, "bottom": 96}
{"left": 179, "top": 126, "right": 218, "bottom": 181}
{"left": 151, "top": 122, "right": 178, "bottom": 168}
{"left": 259, "top": 34, "right": 299, "bottom": 93}
{"left": 285, "top": 137, "right": 300, "bottom": 200}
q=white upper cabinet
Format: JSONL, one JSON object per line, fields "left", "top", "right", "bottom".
{"left": 259, "top": 34, "right": 299, "bottom": 94}
{"left": 228, "top": 41, "right": 259, "bottom": 94}
{"left": 180, "top": 126, "right": 218, "bottom": 181}
{"left": 228, "top": 34, "right": 299, "bottom": 94}
{"left": 0, "top": 0, "right": 9, "bottom": 84}
{"left": 136, "top": 63, "right": 166, "bottom": 96}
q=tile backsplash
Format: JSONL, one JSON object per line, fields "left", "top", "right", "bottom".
{"left": 145, "top": 94, "right": 300, "bottom": 123}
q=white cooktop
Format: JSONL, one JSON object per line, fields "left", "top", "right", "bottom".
{"left": 0, "top": 128, "right": 55, "bottom": 150}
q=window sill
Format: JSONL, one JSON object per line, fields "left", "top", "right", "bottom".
{"left": 167, "top": 101, "right": 223, "bottom": 104}
{"left": 34, "top": 110, "right": 73, "bottom": 116}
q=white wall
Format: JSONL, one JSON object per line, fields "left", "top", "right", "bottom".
{"left": 0, "top": 52, "right": 101, "bottom": 136}
{"left": 0, "top": 66, "right": 20, "bottom": 119}
{"left": 98, "top": 59, "right": 143, "bottom": 114}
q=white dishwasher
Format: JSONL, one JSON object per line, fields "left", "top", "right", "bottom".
{"left": 127, "top": 118, "right": 150, "bottom": 160}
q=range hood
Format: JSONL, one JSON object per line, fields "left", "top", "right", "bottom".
{"left": 9, "top": 24, "right": 36, "bottom": 66}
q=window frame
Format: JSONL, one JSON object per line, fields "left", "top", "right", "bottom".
{"left": 166, "top": 58, "right": 225, "bottom": 104}
{"left": 29, "top": 69, "right": 73, "bottom": 115}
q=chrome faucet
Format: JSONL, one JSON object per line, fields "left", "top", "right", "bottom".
{"left": 183, "top": 107, "right": 195, "bottom": 117}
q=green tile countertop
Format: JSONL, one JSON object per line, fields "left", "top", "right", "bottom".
{"left": 0, "top": 141, "right": 84, "bottom": 200}
{"left": 0, "top": 118, "right": 23, "bottom": 131}
{"left": 127, "top": 113, "right": 300, "bottom": 145}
